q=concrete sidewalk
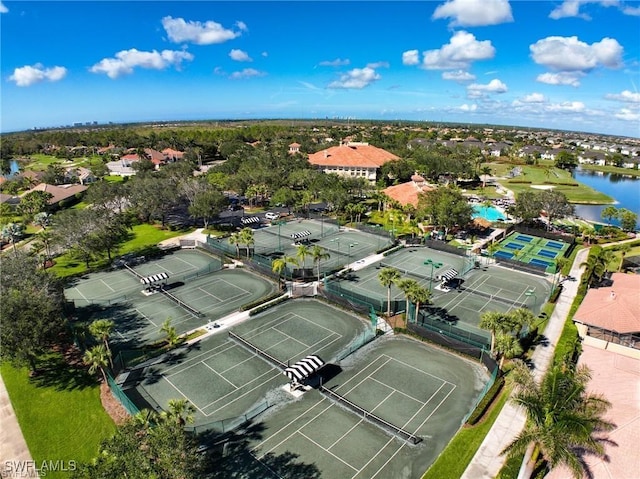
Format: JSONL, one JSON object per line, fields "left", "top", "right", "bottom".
{"left": 461, "top": 247, "right": 592, "bottom": 479}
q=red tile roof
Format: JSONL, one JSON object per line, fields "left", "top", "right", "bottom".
{"left": 574, "top": 273, "right": 640, "bottom": 334}
{"left": 162, "top": 148, "right": 184, "bottom": 159}
{"left": 383, "top": 181, "right": 435, "bottom": 207}
{"left": 308, "top": 143, "right": 399, "bottom": 168}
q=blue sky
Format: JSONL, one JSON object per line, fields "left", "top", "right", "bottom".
{"left": 2, "top": 0, "right": 639, "bottom": 138}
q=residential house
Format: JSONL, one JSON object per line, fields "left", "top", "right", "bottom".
{"left": 161, "top": 148, "right": 184, "bottom": 161}
{"left": 307, "top": 141, "right": 399, "bottom": 183}
{"left": 383, "top": 174, "right": 435, "bottom": 208}
{"left": 572, "top": 273, "right": 640, "bottom": 353}
{"left": 288, "top": 143, "right": 301, "bottom": 155}
{"left": 64, "top": 166, "right": 97, "bottom": 185}
{"left": 22, "top": 183, "right": 88, "bottom": 208}
{"left": 578, "top": 150, "right": 607, "bottom": 166}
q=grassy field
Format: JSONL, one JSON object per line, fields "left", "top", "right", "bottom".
{"left": 578, "top": 164, "right": 640, "bottom": 177}
{"left": 485, "top": 163, "right": 614, "bottom": 204}
{"left": 1, "top": 357, "right": 115, "bottom": 478}
{"left": 49, "top": 223, "right": 188, "bottom": 278}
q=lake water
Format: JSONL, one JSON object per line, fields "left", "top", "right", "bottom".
{"left": 572, "top": 168, "right": 640, "bottom": 228}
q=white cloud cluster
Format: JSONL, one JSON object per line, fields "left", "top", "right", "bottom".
{"left": 605, "top": 90, "right": 640, "bottom": 103}
{"left": 328, "top": 66, "right": 381, "bottom": 89}
{"left": 402, "top": 50, "right": 419, "bottom": 66}
{"left": 459, "top": 103, "right": 478, "bottom": 112}
{"left": 521, "top": 93, "right": 546, "bottom": 103}
{"left": 545, "top": 101, "right": 586, "bottom": 113}
{"left": 614, "top": 108, "right": 640, "bottom": 121}
{"left": 442, "top": 70, "right": 476, "bottom": 82}
{"left": 622, "top": 4, "right": 640, "bottom": 15}
{"left": 161, "top": 16, "right": 246, "bottom": 45}
{"left": 90, "top": 49, "right": 194, "bottom": 79}
{"left": 432, "top": 0, "right": 513, "bottom": 26}
{"left": 531, "top": 35, "right": 623, "bottom": 87}
{"left": 549, "top": 0, "right": 621, "bottom": 20}
{"left": 0, "top": 2, "right": 8, "bottom": 13}
{"left": 9, "top": 64, "right": 67, "bottom": 87}
{"left": 229, "top": 68, "right": 266, "bottom": 80}
{"left": 466, "top": 79, "right": 508, "bottom": 98}
{"left": 419, "top": 31, "right": 495, "bottom": 70}
{"left": 319, "top": 58, "right": 350, "bottom": 67}
{"left": 229, "top": 49, "right": 252, "bottom": 62}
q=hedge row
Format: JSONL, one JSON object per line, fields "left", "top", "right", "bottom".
{"left": 465, "top": 376, "right": 505, "bottom": 426}
{"left": 246, "top": 293, "right": 289, "bottom": 315}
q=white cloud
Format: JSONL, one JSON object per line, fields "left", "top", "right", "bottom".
{"left": 605, "top": 90, "right": 640, "bottom": 102}
{"left": 319, "top": 58, "right": 350, "bottom": 67}
{"left": 328, "top": 66, "right": 381, "bottom": 89}
{"left": 367, "top": 61, "right": 389, "bottom": 69}
{"left": 530, "top": 36, "right": 623, "bottom": 71}
{"left": 442, "top": 70, "right": 476, "bottom": 82}
{"left": 459, "top": 103, "right": 478, "bottom": 111}
{"left": 161, "top": 16, "right": 244, "bottom": 45}
{"left": 0, "top": 2, "right": 8, "bottom": 13}
{"left": 90, "top": 49, "right": 193, "bottom": 79}
{"left": 9, "top": 64, "right": 67, "bottom": 87}
{"left": 229, "top": 68, "right": 266, "bottom": 80}
{"left": 229, "top": 49, "right": 252, "bottom": 62}
{"left": 521, "top": 92, "right": 546, "bottom": 103}
{"left": 466, "top": 79, "right": 508, "bottom": 98}
{"left": 614, "top": 108, "right": 640, "bottom": 121}
{"left": 432, "top": 0, "right": 513, "bottom": 26}
{"left": 261, "top": 51, "right": 268, "bottom": 57}
{"left": 622, "top": 4, "right": 640, "bottom": 15}
{"left": 422, "top": 31, "right": 495, "bottom": 70}
{"left": 402, "top": 50, "right": 420, "bottom": 66}
{"left": 545, "top": 101, "right": 586, "bottom": 113}
{"left": 536, "top": 72, "right": 583, "bottom": 87}
{"left": 549, "top": 0, "right": 620, "bottom": 20}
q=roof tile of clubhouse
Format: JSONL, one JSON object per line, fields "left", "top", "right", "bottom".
{"left": 308, "top": 142, "right": 399, "bottom": 168}
{"left": 573, "top": 273, "right": 640, "bottom": 334}
{"left": 383, "top": 178, "right": 435, "bottom": 207}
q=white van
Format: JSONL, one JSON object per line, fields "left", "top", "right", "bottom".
{"left": 265, "top": 212, "right": 280, "bottom": 220}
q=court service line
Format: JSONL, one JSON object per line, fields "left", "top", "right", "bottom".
{"left": 171, "top": 255, "right": 199, "bottom": 270}
{"left": 369, "top": 378, "right": 424, "bottom": 405}
{"left": 202, "top": 362, "right": 238, "bottom": 389}
{"left": 73, "top": 287, "right": 88, "bottom": 301}
{"left": 328, "top": 418, "right": 367, "bottom": 450}
{"left": 202, "top": 370, "right": 283, "bottom": 416}
{"left": 164, "top": 342, "right": 241, "bottom": 376}
{"left": 297, "top": 431, "right": 358, "bottom": 472}
{"left": 217, "top": 278, "right": 252, "bottom": 295}
{"left": 297, "top": 315, "right": 341, "bottom": 335}
{"left": 134, "top": 308, "right": 158, "bottom": 327}
{"left": 380, "top": 354, "right": 455, "bottom": 386}
{"left": 161, "top": 375, "right": 207, "bottom": 416}
{"left": 99, "top": 279, "right": 116, "bottom": 292}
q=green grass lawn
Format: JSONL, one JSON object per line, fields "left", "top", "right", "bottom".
{"left": 49, "top": 223, "right": 189, "bottom": 278}
{"left": 578, "top": 164, "right": 640, "bottom": 177}
{"left": 1, "top": 357, "right": 115, "bottom": 478}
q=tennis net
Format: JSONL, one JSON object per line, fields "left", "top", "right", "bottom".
{"left": 379, "top": 262, "right": 434, "bottom": 283}
{"left": 159, "top": 287, "right": 204, "bottom": 318}
{"left": 228, "top": 331, "right": 287, "bottom": 369}
{"left": 319, "top": 385, "right": 422, "bottom": 445}
{"left": 460, "top": 287, "right": 526, "bottom": 308}
{"left": 123, "top": 264, "right": 144, "bottom": 280}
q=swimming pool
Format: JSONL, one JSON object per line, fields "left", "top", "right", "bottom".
{"left": 472, "top": 204, "right": 506, "bottom": 222}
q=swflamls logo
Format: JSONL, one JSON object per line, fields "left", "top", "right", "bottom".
{"left": 2, "top": 460, "right": 77, "bottom": 477}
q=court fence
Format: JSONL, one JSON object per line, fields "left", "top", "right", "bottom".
{"left": 184, "top": 399, "right": 271, "bottom": 435}
{"left": 462, "top": 365, "right": 500, "bottom": 424}
{"left": 320, "top": 281, "right": 393, "bottom": 315}
{"left": 507, "top": 224, "right": 576, "bottom": 245}
{"left": 106, "top": 372, "right": 140, "bottom": 416}
{"left": 332, "top": 327, "right": 377, "bottom": 363}
{"left": 422, "top": 239, "right": 470, "bottom": 257}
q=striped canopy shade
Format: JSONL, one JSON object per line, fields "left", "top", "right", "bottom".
{"left": 284, "top": 355, "right": 324, "bottom": 382}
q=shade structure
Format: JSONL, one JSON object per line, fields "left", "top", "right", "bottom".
{"left": 290, "top": 230, "right": 311, "bottom": 240}
{"left": 140, "top": 272, "right": 169, "bottom": 285}
{"left": 284, "top": 355, "right": 324, "bottom": 382}
{"left": 438, "top": 269, "right": 458, "bottom": 283}
{"left": 241, "top": 216, "right": 260, "bottom": 224}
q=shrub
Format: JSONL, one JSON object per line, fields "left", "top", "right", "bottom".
{"left": 245, "top": 293, "right": 288, "bottom": 315}
{"left": 465, "top": 376, "right": 505, "bottom": 426}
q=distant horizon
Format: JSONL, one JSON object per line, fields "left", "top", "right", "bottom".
{"left": 2, "top": 1, "right": 639, "bottom": 138}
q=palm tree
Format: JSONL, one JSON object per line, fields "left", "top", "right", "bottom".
{"left": 410, "top": 285, "right": 431, "bottom": 320}
{"left": 89, "top": 319, "right": 115, "bottom": 367}
{"left": 310, "top": 245, "right": 331, "bottom": 282}
{"left": 296, "top": 244, "right": 311, "bottom": 279}
{"left": 272, "top": 255, "right": 298, "bottom": 287}
{"left": 617, "top": 244, "right": 631, "bottom": 272}
{"left": 239, "top": 227, "right": 254, "bottom": 259}
{"left": 479, "top": 310, "right": 509, "bottom": 355}
{"left": 397, "top": 278, "right": 420, "bottom": 323}
{"left": 83, "top": 344, "right": 111, "bottom": 383}
{"left": 1, "top": 222, "right": 24, "bottom": 256}
{"left": 228, "top": 232, "right": 241, "bottom": 258}
{"left": 378, "top": 267, "right": 401, "bottom": 317}
{"left": 509, "top": 308, "right": 536, "bottom": 337}
{"left": 502, "top": 360, "right": 615, "bottom": 479}
{"left": 494, "top": 332, "right": 523, "bottom": 370}
{"left": 161, "top": 318, "right": 179, "bottom": 347}
{"left": 480, "top": 166, "right": 492, "bottom": 188}
{"left": 581, "top": 248, "right": 616, "bottom": 287}
{"left": 160, "top": 399, "right": 196, "bottom": 427}
{"left": 486, "top": 241, "right": 500, "bottom": 259}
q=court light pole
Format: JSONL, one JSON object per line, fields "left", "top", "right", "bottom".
{"left": 348, "top": 243, "right": 358, "bottom": 265}
{"left": 424, "top": 258, "right": 443, "bottom": 293}
{"left": 276, "top": 220, "right": 286, "bottom": 252}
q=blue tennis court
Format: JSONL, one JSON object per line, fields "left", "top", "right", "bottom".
{"left": 529, "top": 258, "right": 551, "bottom": 268}
{"left": 494, "top": 250, "right": 514, "bottom": 259}
{"left": 545, "top": 241, "right": 564, "bottom": 249}
{"left": 515, "top": 235, "right": 533, "bottom": 243}
{"left": 504, "top": 242, "right": 524, "bottom": 250}
{"left": 538, "top": 249, "right": 558, "bottom": 258}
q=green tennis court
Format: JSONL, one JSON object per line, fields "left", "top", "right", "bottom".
{"left": 232, "top": 336, "right": 488, "bottom": 479}
{"left": 126, "top": 298, "right": 373, "bottom": 429}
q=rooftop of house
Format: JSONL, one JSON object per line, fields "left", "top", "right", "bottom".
{"left": 383, "top": 179, "right": 434, "bottom": 208}
{"left": 308, "top": 142, "right": 399, "bottom": 168}
{"left": 23, "top": 183, "right": 89, "bottom": 205}
{"left": 574, "top": 273, "right": 640, "bottom": 334}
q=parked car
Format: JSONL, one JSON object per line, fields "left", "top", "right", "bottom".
{"left": 265, "top": 212, "right": 280, "bottom": 220}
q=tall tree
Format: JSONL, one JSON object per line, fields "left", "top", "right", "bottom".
{"left": 539, "top": 190, "right": 574, "bottom": 227}
{"left": 83, "top": 344, "right": 111, "bottom": 383}
{"left": 479, "top": 311, "right": 509, "bottom": 355}
{"left": 417, "top": 186, "right": 473, "bottom": 237}
{"left": 396, "top": 278, "right": 420, "bottom": 324}
{"left": 600, "top": 206, "right": 619, "bottom": 225}
{"left": 310, "top": 245, "right": 331, "bottom": 282}
{"left": 0, "top": 253, "right": 66, "bottom": 372}
{"left": 618, "top": 208, "right": 638, "bottom": 232}
{"left": 239, "top": 227, "right": 255, "bottom": 259}
{"left": 502, "top": 360, "right": 614, "bottom": 479}
{"left": 89, "top": 319, "right": 115, "bottom": 367}
{"left": 228, "top": 232, "right": 241, "bottom": 258}
{"left": 272, "top": 255, "right": 298, "bottom": 287}
{"left": 378, "top": 267, "right": 401, "bottom": 317}
{"left": 1, "top": 222, "right": 24, "bottom": 256}
{"left": 296, "top": 244, "right": 311, "bottom": 278}
{"left": 161, "top": 318, "right": 179, "bottom": 347}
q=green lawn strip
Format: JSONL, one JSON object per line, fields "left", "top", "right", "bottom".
{"left": 103, "top": 175, "right": 125, "bottom": 183}
{"left": 422, "top": 386, "right": 511, "bottom": 479}
{"left": 1, "top": 359, "right": 115, "bottom": 478}
{"left": 578, "top": 164, "right": 640, "bottom": 177}
{"left": 49, "top": 223, "right": 189, "bottom": 278}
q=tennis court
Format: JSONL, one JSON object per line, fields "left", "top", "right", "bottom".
{"left": 65, "top": 250, "right": 276, "bottom": 349}
{"left": 236, "top": 336, "right": 488, "bottom": 479}
{"left": 494, "top": 232, "right": 571, "bottom": 272}
{"left": 126, "top": 298, "right": 372, "bottom": 428}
